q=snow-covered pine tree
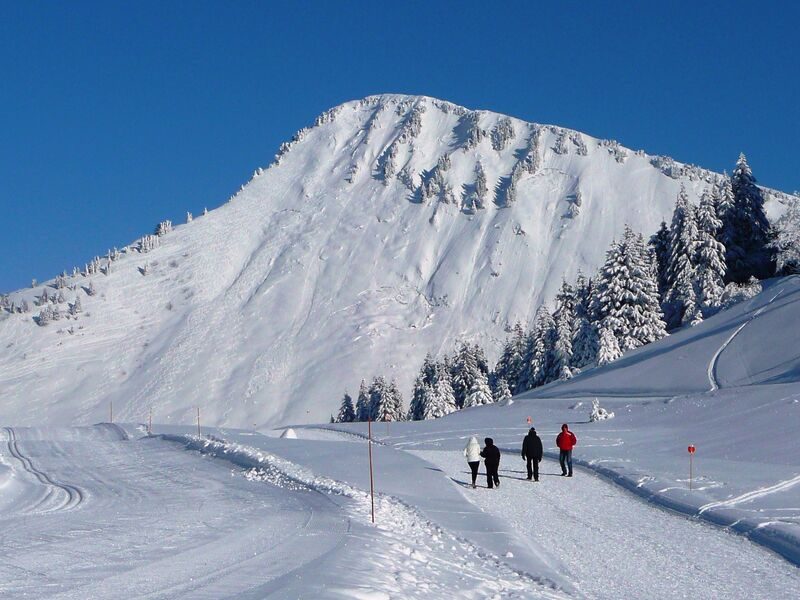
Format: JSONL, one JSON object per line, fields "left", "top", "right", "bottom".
{"left": 87, "top": 281, "right": 96, "bottom": 296}
{"left": 663, "top": 187, "right": 700, "bottom": 328}
{"left": 155, "top": 220, "right": 173, "bottom": 236}
{"left": 725, "top": 154, "right": 774, "bottom": 282}
{"left": 519, "top": 306, "right": 556, "bottom": 391}
{"left": 552, "top": 281, "right": 577, "bottom": 380}
{"left": 474, "top": 162, "right": 488, "bottom": 209}
{"left": 69, "top": 296, "right": 82, "bottom": 316}
{"left": 648, "top": 221, "right": 671, "bottom": 301}
{"left": 386, "top": 379, "right": 406, "bottom": 422}
{"left": 463, "top": 371, "right": 494, "bottom": 408}
{"left": 355, "top": 379, "right": 370, "bottom": 421}
{"left": 597, "top": 321, "right": 622, "bottom": 366}
{"left": 491, "top": 117, "right": 515, "bottom": 151}
{"left": 772, "top": 199, "right": 800, "bottom": 274}
{"left": 493, "top": 377, "right": 513, "bottom": 405}
{"left": 186, "top": 212, "right": 193, "bottom": 223}
{"left": 367, "top": 376, "right": 388, "bottom": 421}
{"left": 694, "top": 189, "right": 727, "bottom": 315}
{"left": 571, "top": 315, "right": 598, "bottom": 369}
{"left": 429, "top": 364, "right": 457, "bottom": 419}
{"left": 596, "top": 226, "right": 666, "bottom": 350}
{"left": 36, "top": 306, "right": 53, "bottom": 326}
{"left": 336, "top": 392, "right": 356, "bottom": 423}
{"left": 494, "top": 323, "right": 525, "bottom": 394}
{"left": 451, "top": 342, "right": 481, "bottom": 409}
{"left": 407, "top": 374, "right": 427, "bottom": 421}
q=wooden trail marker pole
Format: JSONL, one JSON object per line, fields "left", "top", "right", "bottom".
{"left": 368, "top": 418, "right": 375, "bottom": 524}
{"left": 688, "top": 444, "right": 696, "bottom": 490}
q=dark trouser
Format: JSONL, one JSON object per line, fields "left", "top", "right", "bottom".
{"left": 559, "top": 450, "right": 573, "bottom": 475}
{"left": 486, "top": 463, "right": 500, "bottom": 488}
{"left": 526, "top": 457, "right": 539, "bottom": 480}
{"left": 468, "top": 461, "right": 480, "bottom": 485}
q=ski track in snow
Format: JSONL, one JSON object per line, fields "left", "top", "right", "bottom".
{"left": 699, "top": 474, "right": 800, "bottom": 515}
{"left": 2, "top": 427, "right": 84, "bottom": 513}
{"left": 707, "top": 286, "right": 787, "bottom": 391}
{"left": 415, "top": 450, "right": 800, "bottom": 600}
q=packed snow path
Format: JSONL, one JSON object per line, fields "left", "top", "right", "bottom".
{"left": 415, "top": 450, "right": 800, "bottom": 600}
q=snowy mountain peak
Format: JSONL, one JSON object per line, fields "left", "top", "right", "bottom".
{"left": 0, "top": 94, "right": 796, "bottom": 428}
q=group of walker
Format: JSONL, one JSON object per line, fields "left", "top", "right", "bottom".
{"left": 463, "top": 423, "right": 577, "bottom": 488}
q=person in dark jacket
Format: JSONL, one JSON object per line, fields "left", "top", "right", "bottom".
{"left": 480, "top": 437, "right": 501, "bottom": 489}
{"left": 556, "top": 423, "right": 577, "bottom": 477}
{"left": 521, "top": 427, "right": 543, "bottom": 481}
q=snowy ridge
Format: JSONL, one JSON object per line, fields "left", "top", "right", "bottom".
{"left": 0, "top": 93, "right": 797, "bottom": 428}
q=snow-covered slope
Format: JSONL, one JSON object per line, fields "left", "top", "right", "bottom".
{"left": 0, "top": 94, "right": 794, "bottom": 427}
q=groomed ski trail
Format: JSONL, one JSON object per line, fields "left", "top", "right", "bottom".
{"left": 3, "top": 427, "right": 84, "bottom": 513}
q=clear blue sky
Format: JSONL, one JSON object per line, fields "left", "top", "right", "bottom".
{"left": 1, "top": 1, "right": 798, "bottom": 292}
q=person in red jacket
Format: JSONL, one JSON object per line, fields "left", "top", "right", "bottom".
{"left": 556, "top": 423, "right": 577, "bottom": 477}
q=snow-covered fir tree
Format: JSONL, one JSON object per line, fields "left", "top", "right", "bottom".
{"left": 451, "top": 342, "right": 483, "bottom": 409}
{"left": 493, "top": 323, "right": 526, "bottom": 394}
{"left": 493, "top": 377, "right": 513, "bottom": 405}
{"left": 491, "top": 117, "right": 515, "bottom": 151}
{"left": 473, "top": 162, "right": 488, "bottom": 209}
{"left": 336, "top": 392, "right": 356, "bottom": 423}
{"left": 355, "top": 379, "right": 370, "bottom": 421}
{"left": 186, "top": 212, "right": 193, "bottom": 223}
{"left": 69, "top": 296, "right": 82, "bottom": 316}
{"left": 36, "top": 306, "right": 53, "bottom": 326}
{"left": 663, "top": 187, "right": 700, "bottom": 328}
{"left": 518, "top": 306, "right": 556, "bottom": 391}
{"left": 597, "top": 321, "right": 622, "bottom": 366}
{"left": 552, "top": 281, "right": 576, "bottom": 380}
{"left": 595, "top": 226, "right": 667, "bottom": 350}
{"left": 693, "top": 188, "right": 727, "bottom": 315}
{"left": 426, "top": 364, "right": 456, "bottom": 419}
{"left": 155, "top": 220, "right": 173, "bottom": 236}
{"left": 648, "top": 221, "right": 671, "bottom": 300}
{"left": 463, "top": 372, "right": 494, "bottom": 408}
{"left": 772, "top": 199, "right": 800, "bottom": 274}
{"left": 724, "top": 154, "right": 774, "bottom": 282}
{"left": 571, "top": 315, "right": 598, "bottom": 370}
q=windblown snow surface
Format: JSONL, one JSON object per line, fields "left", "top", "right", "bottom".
{"left": 1, "top": 278, "right": 799, "bottom": 597}
{"left": 0, "top": 93, "right": 796, "bottom": 428}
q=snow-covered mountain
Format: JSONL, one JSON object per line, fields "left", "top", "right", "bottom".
{"left": 0, "top": 94, "right": 795, "bottom": 427}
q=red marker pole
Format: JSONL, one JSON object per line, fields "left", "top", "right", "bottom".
{"left": 688, "top": 444, "right": 696, "bottom": 490}
{"left": 526, "top": 416, "right": 532, "bottom": 426}
{"left": 368, "top": 418, "right": 375, "bottom": 524}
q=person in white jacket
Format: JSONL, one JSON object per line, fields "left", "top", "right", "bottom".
{"left": 463, "top": 436, "right": 482, "bottom": 488}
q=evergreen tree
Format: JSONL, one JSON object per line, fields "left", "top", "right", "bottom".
{"left": 463, "top": 371, "right": 494, "bottom": 408}
{"left": 663, "top": 187, "right": 700, "bottom": 328}
{"left": 519, "top": 306, "right": 556, "bottom": 390}
{"left": 723, "top": 154, "right": 773, "bottom": 282}
{"left": 493, "top": 378, "right": 513, "bottom": 405}
{"left": 597, "top": 321, "right": 622, "bottom": 366}
{"left": 649, "top": 221, "right": 671, "bottom": 300}
{"left": 596, "top": 226, "right": 667, "bottom": 350}
{"left": 552, "top": 281, "right": 577, "bottom": 380}
{"left": 355, "top": 379, "right": 370, "bottom": 421}
{"left": 494, "top": 323, "right": 525, "bottom": 394}
{"left": 694, "top": 189, "right": 727, "bottom": 315}
{"left": 69, "top": 296, "right": 82, "bottom": 316}
{"left": 571, "top": 316, "right": 599, "bottom": 369}
{"left": 772, "top": 199, "right": 800, "bottom": 275}
{"left": 336, "top": 392, "right": 356, "bottom": 423}
{"left": 451, "top": 342, "right": 481, "bottom": 409}
{"left": 425, "top": 363, "right": 457, "bottom": 419}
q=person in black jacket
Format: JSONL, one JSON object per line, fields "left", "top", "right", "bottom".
{"left": 521, "top": 427, "right": 543, "bottom": 481}
{"left": 480, "top": 437, "right": 501, "bottom": 489}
